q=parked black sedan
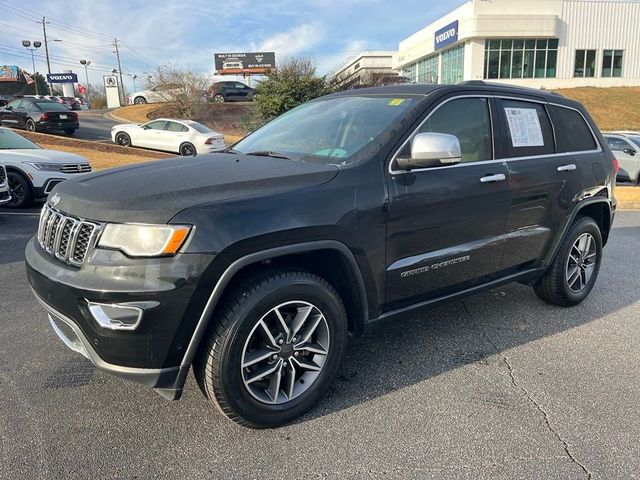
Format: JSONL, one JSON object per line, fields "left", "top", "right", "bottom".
{"left": 0, "top": 97, "right": 79, "bottom": 135}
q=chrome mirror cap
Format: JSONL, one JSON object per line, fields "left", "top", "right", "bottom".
{"left": 397, "top": 132, "right": 462, "bottom": 170}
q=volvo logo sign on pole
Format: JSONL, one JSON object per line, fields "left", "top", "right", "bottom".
{"left": 434, "top": 20, "right": 458, "bottom": 50}
{"left": 47, "top": 73, "right": 78, "bottom": 83}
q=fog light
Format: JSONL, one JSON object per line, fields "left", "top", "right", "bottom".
{"left": 87, "top": 302, "right": 143, "bottom": 331}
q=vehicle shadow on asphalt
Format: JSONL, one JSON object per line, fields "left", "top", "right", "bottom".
{"left": 295, "top": 223, "right": 640, "bottom": 425}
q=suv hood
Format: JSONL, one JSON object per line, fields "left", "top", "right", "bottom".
{"left": 1, "top": 148, "right": 88, "bottom": 164}
{"left": 50, "top": 153, "right": 339, "bottom": 223}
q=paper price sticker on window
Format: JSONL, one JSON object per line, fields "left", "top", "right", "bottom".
{"left": 504, "top": 108, "right": 544, "bottom": 147}
{"left": 388, "top": 99, "right": 405, "bottom": 106}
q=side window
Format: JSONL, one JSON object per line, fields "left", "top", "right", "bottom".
{"left": 398, "top": 97, "right": 492, "bottom": 163}
{"left": 166, "top": 122, "right": 188, "bottom": 132}
{"left": 549, "top": 105, "right": 597, "bottom": 152}
{"left": 606, "top": 137, "right": 632, "bottom": 152}
{"left": 145, "top": 121, "right": 167, "bottom": 130}
{"left": 497, "top": 99, "right": 554, "bottom": 158}
{"left": 235, "top": 83, "right": 246, "bottom": 89}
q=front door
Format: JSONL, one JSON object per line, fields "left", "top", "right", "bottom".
{"left": 385, "top": 96, "right": 510, "bottom": 309}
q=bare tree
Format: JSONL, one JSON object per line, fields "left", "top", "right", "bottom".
{"left": 330, "top": 69, "right": 405, "bottom": 91}
{"left": 154, "top": 65, "right": 210, "bottom": 119}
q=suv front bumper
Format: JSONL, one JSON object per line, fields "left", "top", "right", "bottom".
{"left": 25, "top": 237, "right": 216, "bottom": 399}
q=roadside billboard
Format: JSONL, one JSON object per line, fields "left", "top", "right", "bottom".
{"left": 214, "top": 52, "right": 276, "bottom": 75}
{"left": 0, "top": 65, "right": 19, "bottom": 82}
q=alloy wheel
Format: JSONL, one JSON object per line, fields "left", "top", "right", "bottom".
{"left": 180, "top": 144, "right": 195, "bottom": 156}
{"left": 565, "top": 232, "right": 597, "bottom": 293}
{"left": 241, "top": 301, "right": 330, "bottom": 405}
{"left": 7, "top": 175, "right": 24, "bottom": 207}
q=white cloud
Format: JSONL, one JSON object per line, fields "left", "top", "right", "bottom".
{"left": 255, "top": 23, "right": 325, "bottom": 56}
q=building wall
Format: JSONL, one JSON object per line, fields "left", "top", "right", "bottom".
{"left": 394, "top": 0, "right": 640, "bottom": 88}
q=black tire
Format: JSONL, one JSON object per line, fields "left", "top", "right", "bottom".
{"left": 115, "top": 132, "right": 131, "bottom": 147}
{"left": 6, "top": 171, "right": 33, "bottom": 208}
{"left": 179, "top": 142, "right": 196, "bottom": 156}
{"left": 194, "top": 270, "right": 348, "bottom": 428}
{"left": 25, "top": 118, "right": 36, "bottom": 132}
{"left": 534, "top": 216, "right": 602, "bottom": 307}
{"left": 133, "top": 96, "right": 147, "bottom": 104}
{"left": 213, "top": 93, "right": 225, "bottom": 103}
{"left": 63, "top": 128, "right": 75, "bottom": 135}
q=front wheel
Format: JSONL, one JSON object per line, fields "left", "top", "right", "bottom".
{"left": 115, "top": 132, "right": 131, "bottom": 147}
{"left": 534, "top": 216, "right": 603, "bottom": 307}
{"left": 194, "top": 271, "right": 348, "bottom": 428}
{"left": 6, "top": 171, "right": 33, "bottom": 208}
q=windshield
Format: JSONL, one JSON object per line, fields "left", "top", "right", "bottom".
{"left": 233, "top": 95, "right": 418, "bottom": 165}
{"left": 34, "top": 100, "right": 69, "bottom": 111}
{"left": 0, "top": 129, "right": 40, "bottom": 149}
{"left": 190, "top": 122, "right": 213, "bottom": 134}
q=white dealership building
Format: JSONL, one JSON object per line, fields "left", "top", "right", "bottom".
{"left": 392, "top": 0, "right": 640, "bottom": 88}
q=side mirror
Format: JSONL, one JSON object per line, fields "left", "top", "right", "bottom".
{"left": 141, "top": 124, "right": 150, "bottom": 130}
{"left": 5, "top": 105, "right": 12, "bottom": 110}
{"left": 397, "top": 132, "right": 462, "bottom": 170}
{"left": 623, "top": 148, "right": 636, "bottom": 156}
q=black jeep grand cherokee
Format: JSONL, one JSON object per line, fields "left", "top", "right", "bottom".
{"left": 26, "top": 82, "right": 616, "bottom": 428}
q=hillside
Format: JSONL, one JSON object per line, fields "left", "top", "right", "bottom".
{"left": 552, "top": 87, "right": 640, "bottom": 131}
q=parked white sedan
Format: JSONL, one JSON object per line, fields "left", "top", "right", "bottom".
{"left": 111, "top": 119, "right": 226, "bottom": 156}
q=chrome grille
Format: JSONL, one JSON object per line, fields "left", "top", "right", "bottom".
{"left": 59, "top": 164, "right": 92, "bottom": 174}
{"left": 37, "top": 204, "right": 100, "bottom": 266}
{"left": 0, "top": 166, "right": 6, "bottom": 185}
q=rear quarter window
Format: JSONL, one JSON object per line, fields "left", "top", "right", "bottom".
{"left": 549, "top": 105, "right": 597, "bottom": 152}
{"left": 497, "top": 99, "right": 554, "bottom": 158}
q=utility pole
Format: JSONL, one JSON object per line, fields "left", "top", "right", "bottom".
{"left": 37, "top": 16, "right": 52, "bottom": 94}
{"left": 112, "top": 38, "right": 125, "bottom": 105}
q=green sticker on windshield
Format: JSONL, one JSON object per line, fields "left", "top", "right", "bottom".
{"left": 388, "top": 98, "right": 405, "bottom": 106}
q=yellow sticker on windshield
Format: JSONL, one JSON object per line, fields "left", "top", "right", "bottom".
{"left": 388, "top": 98, "right": 405, "bottom": 106}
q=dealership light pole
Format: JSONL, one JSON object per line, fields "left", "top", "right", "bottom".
{"left": 21, "top": 40, "right": 41, "bottom": 95}
{"left": 79, "top": 59, "right": 91, "bottom": 96}
{"left": 112, "top": 38, "right": 125, "bottom": 104}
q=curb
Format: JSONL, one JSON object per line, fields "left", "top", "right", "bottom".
{"left": 103, "top": 110, "right": 131, "bottom": 124}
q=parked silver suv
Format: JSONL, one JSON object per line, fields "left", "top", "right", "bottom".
{"left": 604, "top": 132, "right": 640, "bottom": 184}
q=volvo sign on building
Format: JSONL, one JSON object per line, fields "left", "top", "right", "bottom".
{"left": 47, "top": 73, "right": 78, "bottom": 83}
{"left": 393, "top": 0, "right": 640, "bottom": 88}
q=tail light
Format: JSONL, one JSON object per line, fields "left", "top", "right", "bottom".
{"left": 612, "top": 155, "right": 620, "bottom": 175}
{"left": 39, "top": 113, "right": 49, "bottom": 121}
{"left": 205, "top": 137, "right": 220, "bottom": 145}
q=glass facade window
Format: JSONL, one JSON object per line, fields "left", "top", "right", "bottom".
{"left": 602, "top": 50, "right": 623, "bottom": 77}
{"left": 417, "top": 55, "right": 439, "bottom": 83}
{"left": 574, "top": 50, "right": 596, "bottom": 77}
{"left": 441, "top": 44, "right": 464, "bottom": 84}
{"left": 484, "top": 38, "right": 557, "bottom": 79}
{"left": 403, "top": 63, "right": 417, "bottom": 82}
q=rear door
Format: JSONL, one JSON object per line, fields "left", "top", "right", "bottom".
{"left": 385, "top": 95, "right": 510, "bottom": 309}
{"left": 497, "top": 98, "right": 597, "bottom": 269}
{"left": 163, "top": 121, "right": 190, "bottom": 152}
{"left": 606, "top": 135, "right": 639, "bottom": 183}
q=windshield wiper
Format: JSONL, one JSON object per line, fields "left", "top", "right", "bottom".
{"left": 244, "top": 150, "right": 295, "bottom": 161}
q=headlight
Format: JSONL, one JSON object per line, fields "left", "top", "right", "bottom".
{"left": 24, "top": 162, "right": 62, "bottom": 172}
{"left": 98, "top": 224, "right": 191, "bottom": 257}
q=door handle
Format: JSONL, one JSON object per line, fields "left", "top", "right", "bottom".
{"left": 480, "top": 173, "right": 506, "bottom": 183}
{"left": 557, "top": 164, "right": 577, "bottom": 172}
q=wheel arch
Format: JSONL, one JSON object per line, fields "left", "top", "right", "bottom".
{"left": 543, "top": 197, "right": 613, "bottom": 269}
{"left": 180, "top": 241, "right": 368, "bottom": 376}
{"left": 5, "top": 165, "right": 34, "bottom": 190}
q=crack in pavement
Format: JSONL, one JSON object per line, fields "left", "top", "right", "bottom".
{"left": 459, "top": 300, "right": 593, "bottom": 479}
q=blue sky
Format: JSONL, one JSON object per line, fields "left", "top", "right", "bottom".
{"left": 0, "top": 0, "right": 463, "bottom": 90}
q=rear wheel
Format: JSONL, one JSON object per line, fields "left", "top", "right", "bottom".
{"left": 134, "top": 96, "right": 147, "bottom": 104}
{"left": 534, "top": 216, "right": 602, "bottom": 307}
{"left": 25, "top": 119, "right": 36, "bottom": 132}
{"left": 6, "top": 171, "right": 33, "bottom": 208}
{"left": 179, "top": 142, "right": 196, "bottom": 156}
{"left": 213, "top": 93, "right": 225, "bottom": 103}
{"left": 63, "top": 128, "right": 75, "bottom": 135}
{"left": 115, "top": 132, "right": 131, "bottom": 147}
{"left": 194, "top": 271, "right": 348, "bottom": 428}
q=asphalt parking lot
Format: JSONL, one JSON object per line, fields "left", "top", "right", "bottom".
{"left": 1, "top": 210, "right": 638, "bottom": 479}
